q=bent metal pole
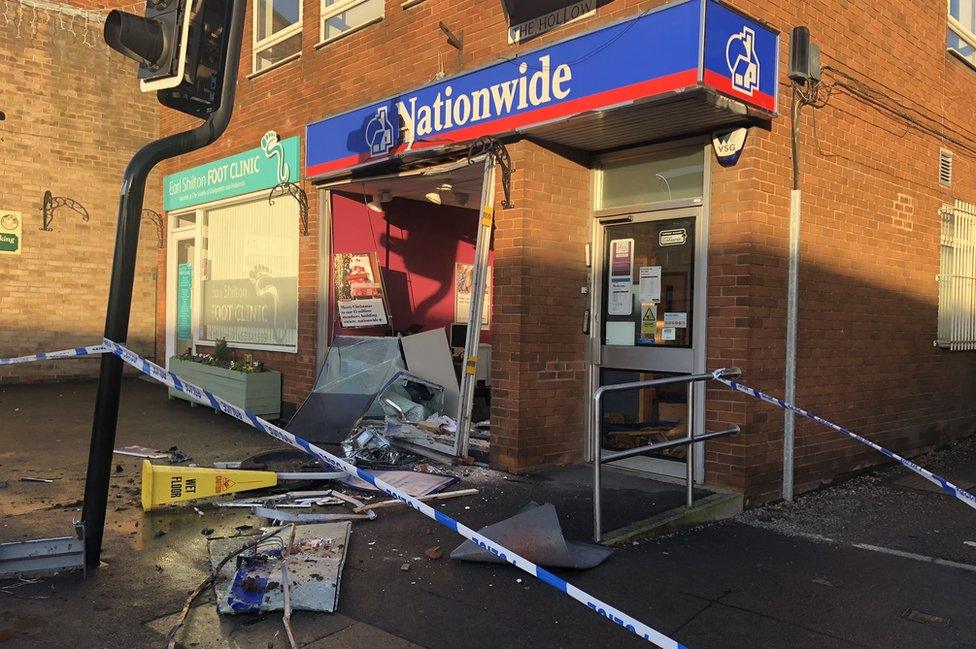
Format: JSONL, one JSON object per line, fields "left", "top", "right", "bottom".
{"left": 80, "top": 0, "right": 247, "bottom": 569}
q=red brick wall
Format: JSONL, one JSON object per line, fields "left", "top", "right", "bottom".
{"left": 0, "top": 2, "right": 159, "bottom": 383}
{"left": 150, "top": 0, "right": 976, "bottom": 500}
{"left": 705, "top": 0, "right": 976, "bottom": 504}
{"left": 491, "top": 140, "right": 591, "bottom": 472}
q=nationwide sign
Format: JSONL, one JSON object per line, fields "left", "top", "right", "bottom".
{"left": 306, "top": 0, "right": 778, "bottom": 178}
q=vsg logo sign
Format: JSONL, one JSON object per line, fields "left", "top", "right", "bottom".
{"left": 726, "top": 26, "right": 760, "bottom": 96}
{"left": 365, "top": 106, "right": 396, "bottom": 157}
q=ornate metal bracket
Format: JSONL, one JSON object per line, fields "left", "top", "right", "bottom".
{"left": 269, "top": 181, "right": 309, "bottom": 236}
{"left": 141, "top": 209, "right": 165, "bottom": 247}
{"left": 468, "top": 136, "right": 514, "bottom": 209}
{"left": 41, "top": 190, "right": 90, "bottom": 231}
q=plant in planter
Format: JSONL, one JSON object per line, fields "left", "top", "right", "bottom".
{"left": 169, "top": 339, "right": 281, "bottom": 419}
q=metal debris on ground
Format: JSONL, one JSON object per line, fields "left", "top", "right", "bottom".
{"left": 113, "top": 444, "right": 191, "bottom": 463}
{"left": 19, "top": 477, "right": 54, "bottom": 483}
{"left": 0, "top": 534, "right": 85, "bottom": 579}
{"left": 113, "top": 445, "right": 169, "bottom": 460}
{"left": 354, "top": 488, "right": 479, "bottom": 513}
{"left": 451, "top": 502, "right": 614, "bottom": 569}
{"left": 339, "top": 468, "right": 458, "bottom": 497}
{"left": 252, "top": 507, "right": 371, "bottom": 524}
{"left": 166, "top": 526, "right": 288, "bottom": 648}
{"left": 208, "top": 523, "right": 351, "bottom": 615}
{"left": 341, "top": 427, "right": 413, "bottom": 466}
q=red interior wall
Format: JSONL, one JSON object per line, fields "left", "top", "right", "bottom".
{"left": 330, "top": 192, "right": 492, "bottom": 341}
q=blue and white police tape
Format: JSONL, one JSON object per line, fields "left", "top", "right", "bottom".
{"left": 0, "top": 344, "right": 107, "bottom": 366}
{"left": 102, "top": 339, "right": 686, "bottom": 649}
{"left": 713, "top": 372, "right": 976, "bottom": 513}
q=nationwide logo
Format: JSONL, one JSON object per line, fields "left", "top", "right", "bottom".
{"left": 363, "top": 54, "right": 573, "bottom": 156}
{"left": 366, "top": 106, "right": 395, "bottom": 156}
{"left": 726, "top": 27, "right": 760, "bottom": 96}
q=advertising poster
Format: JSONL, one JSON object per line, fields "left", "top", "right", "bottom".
{"left": 454, "top": 263, "right": 491, "bottom": 329}
{"left": 607, "top": 238, "right": 634, "bottom": 316}
{"left": 177, "top": 263, "right": 192, "bottom": 340}
{"left": 334, "top": 252, "right": 388, "bottom": 328}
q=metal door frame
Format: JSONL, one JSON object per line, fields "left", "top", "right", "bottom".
{"left": 584, "top": 141, "right": 711, "bottom": 482}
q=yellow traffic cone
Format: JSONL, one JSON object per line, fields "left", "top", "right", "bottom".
{"left": 140, "top": 460, "right": 279, "bottom": 511}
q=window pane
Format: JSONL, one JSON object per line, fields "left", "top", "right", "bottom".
{"left": 255, "top": 31, "right": 301, "bottom": 72}
{"left": 600, "top": 149, "right": 703, "bottom": 209}
{"left": 323, "top": 0, "right": 383, "bottom": 41}
{"left": 256, "top": 0, "right": 300, "bottom": 41}
{"left": 201, "top": 198, "right": 299, "bottom": 350}
{"left": 949, "top": 27, "right": 976, "bottom": 66}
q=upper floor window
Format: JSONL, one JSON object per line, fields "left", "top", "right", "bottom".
{"left": 320, "top": 0, "right": 384, "bottom": 45}
{"left": 253, "top": 0, "right": 303, "bottom": 74}
{"left": 949, "top": 0, "right": 976, "bottom": 66}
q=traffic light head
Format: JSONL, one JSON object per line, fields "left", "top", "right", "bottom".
{"left": 104, "top": 0, "right": 192, "bottom": 92}
{"left": 104, "top": 0, "right": 233, "bottom": 119}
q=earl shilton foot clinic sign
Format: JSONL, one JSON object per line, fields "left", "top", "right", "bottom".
{"left": 164, "top": 132, "right": 300, "bottom": 211}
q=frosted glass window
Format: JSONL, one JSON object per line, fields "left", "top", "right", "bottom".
{"left": 200, "top": 198, "right": 299, "bottom": 351}
{"left": 600, "top": 149, "right": 703, "bottom": 209}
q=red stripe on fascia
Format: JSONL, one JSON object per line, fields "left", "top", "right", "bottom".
{"left": 307, "top": 68, "right": 700, "bottom": 178}
{"left": 702, "top": 70, "right": 776, "bottom": 112}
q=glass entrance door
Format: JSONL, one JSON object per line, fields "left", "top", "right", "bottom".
{"left": 592, "top": 208, "right": 705, "bottom": 479}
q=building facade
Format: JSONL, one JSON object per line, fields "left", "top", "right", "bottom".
{"left": 154, "top": 0, "right": 976, "bottom": 505}
{"left": 0, "top": 0, "right": 160, "bottom": 382}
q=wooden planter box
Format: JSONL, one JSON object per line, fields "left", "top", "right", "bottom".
{"left": 167, "top": 356, "right": 281, "bottom": 420}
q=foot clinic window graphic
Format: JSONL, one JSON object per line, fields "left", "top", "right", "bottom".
{"left": 200, "top": 198, "right": 299, "bottom": 351}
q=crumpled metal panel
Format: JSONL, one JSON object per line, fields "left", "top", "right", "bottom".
{"left": 209, "top": 522, "right": 351, "bottom": 615}
{"left": 451, "top": 502, "right": 613, "bottom": 569}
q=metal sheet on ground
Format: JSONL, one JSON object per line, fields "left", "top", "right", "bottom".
{"left": 208, "top": 522, "right": 351, "bottom": 614}
{"left": 451, "top": 502, "right": 613, "bottom": 569}
{"left": 339, "top": 469, "right": 458, "bottom": 496}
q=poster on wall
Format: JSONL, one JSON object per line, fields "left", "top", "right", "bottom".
{"left": 607, "top": 238, "right": 634, "bottom": 316}
{"left": 454, "top": 263, "right": 491, "bottom": 329}
{"left": 177, "top": 263, "right": 192, "bottom": 340}
{"left": 334, "top": 252, "right": 389, "bottom": 328}
{"left": 0, "top": 211, "right": 22, "bottom": 256}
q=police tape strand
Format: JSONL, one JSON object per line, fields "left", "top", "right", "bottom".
{"left": 0, "top": 344, "right": 107, "bottom": 366}
{"left": 100, "top": 339, "right": 686, "bottom": 649}
{"left": 714, "top": 374, "right": 976, "bottom": 512}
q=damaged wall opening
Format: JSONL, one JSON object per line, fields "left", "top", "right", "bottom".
{"left": 292, "top": 163, "right": 493, "bottom": 465}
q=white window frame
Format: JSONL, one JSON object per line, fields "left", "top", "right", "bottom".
{"left": 252, "top": 0, "right": 303, "bottom": 75}
{"left": 937, "top": 200, "right": 976, "bottom": 351}
{"left": 318, "top": 0, "right": 384, "bottom": 47}
{"left": 948, "top": 0, "right": 976, "bottom": 65}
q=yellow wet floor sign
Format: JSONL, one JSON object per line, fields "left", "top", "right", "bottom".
{"left": 141, "top": 460, "right": 279, "bottom": 510}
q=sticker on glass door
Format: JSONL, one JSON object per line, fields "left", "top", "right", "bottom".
{"left": 607, "top": 238, "right": 634, "bottom": 316}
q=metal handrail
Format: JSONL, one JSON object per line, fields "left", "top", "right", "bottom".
{"left": 592, "top": 367, "right": 742, "bottom": 542}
